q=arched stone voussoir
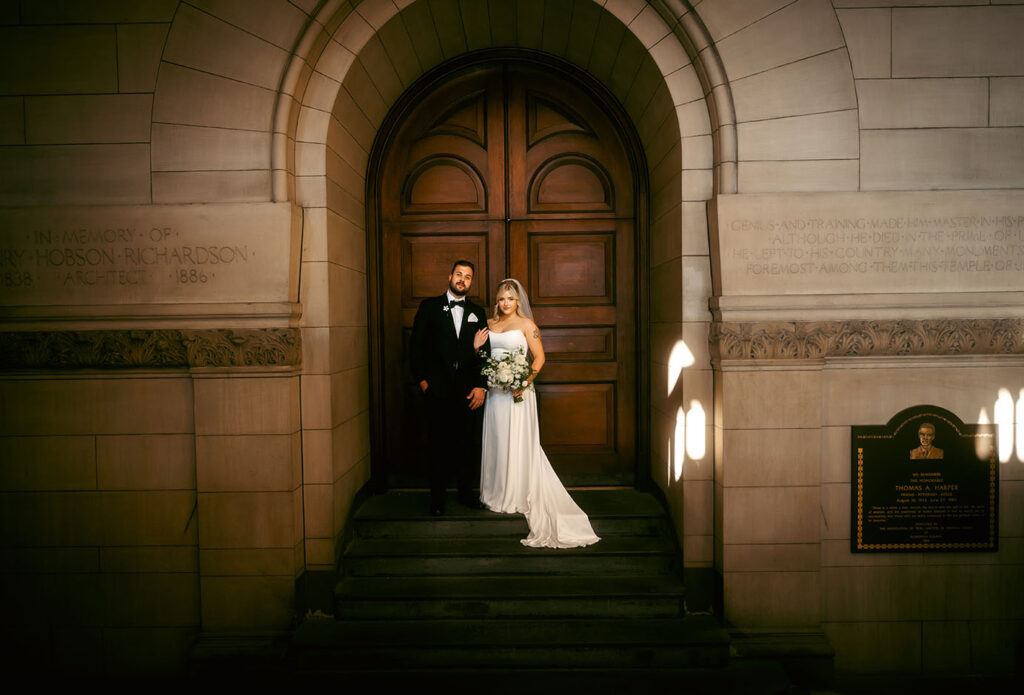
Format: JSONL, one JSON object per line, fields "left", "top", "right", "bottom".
{"left": 689, "top": 0, "right": 856, "bottom": 193}
{"left": 149, "top": 0, "right": 735, "bottom": 201}
{"left": 152, "top": 0, "right": 308, "bottom": 201}
{"left": 161, "top": 3, "right": 291, "bottom": 92}
{"left": 704, "top": 0, "right": 845, "bottom": 81}
{"left": 285, "top": 0, "right": 726, "bottom": 203}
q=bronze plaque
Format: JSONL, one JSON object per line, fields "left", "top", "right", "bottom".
{"left": 852, "top": 405, "right": 998, "bottom": 553}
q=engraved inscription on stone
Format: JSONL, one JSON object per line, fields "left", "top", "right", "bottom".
{"left": 713, "top": 192, "right": 1024, "bottom": 295}
{"left": 0, "top": 203, "right": 294, "bottom": 306}
{"left": 3, "top": 226, "right": 248, "bottom": 289}
{"left": 732, "top": 215, "right": 1023, "bottom": 277}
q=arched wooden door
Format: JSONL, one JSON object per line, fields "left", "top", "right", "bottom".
{"left": 376, "top": 61, "right": 636, "bottom": 486}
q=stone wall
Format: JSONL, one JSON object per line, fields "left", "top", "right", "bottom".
{"left": 698, "top": 0, "right": 1024, "bottom": 675}
{"left": 818, "top": 360, "right": 1023, "bottom": 674}
{"left": 708, "top": 187, "right": 1023, "bottom": 674}
{"left": 0, "top": 373, "right": 200, "bottom": 674}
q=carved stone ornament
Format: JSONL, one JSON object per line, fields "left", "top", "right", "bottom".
{"left": 0, "top": 328, "right": 301, "bottom": 369}
{"left": 710, "top": 319, "right": 1024, "bottom": 361}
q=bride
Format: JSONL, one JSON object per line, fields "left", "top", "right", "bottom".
{"left": 472, "top": 278, "right": 600, "bottom": 549}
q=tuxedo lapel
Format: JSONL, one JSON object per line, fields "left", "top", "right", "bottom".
{"left": 433, "top": 294, "right": 458, "bottom": 356}
{"left": 455, "top": 305, "right": 465, "bottom": 339}
{"left": 441, "top": 295, "right": 458, "bottom": 342}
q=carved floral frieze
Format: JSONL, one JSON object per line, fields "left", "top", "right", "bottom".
{"left": 710, "top": 319, "right": 1024, "bottom": 361}
{"left": 0, "top": 328, "right": 301, "bottom": 369}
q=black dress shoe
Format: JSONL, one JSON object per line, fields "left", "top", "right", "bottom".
{"left": 458, "top": 494, "right": 484, "bottom": 510}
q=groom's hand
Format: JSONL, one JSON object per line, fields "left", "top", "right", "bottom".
{"left": 467, "top": 387, "right": 486, "bottom": 410}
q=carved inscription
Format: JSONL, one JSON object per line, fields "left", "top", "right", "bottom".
{"left": 732, "top": 214, "right": 1024, "bottom": 277}
{"left": 713, "top": 192, "right": 1024, "bottom": 295}
{"left": 0, "top": 204, "right": 292, "bottom": 306}
{"left": 1, "top": 226, "right": 248, "bottom": 290}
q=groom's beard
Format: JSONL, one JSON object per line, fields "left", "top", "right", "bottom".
{"left": 449, "top": 280, "right": 469, "bottom": 297}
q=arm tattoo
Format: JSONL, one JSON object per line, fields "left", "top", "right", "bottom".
{"left": 532, "top": 328, "right": 539, "bottom": 339}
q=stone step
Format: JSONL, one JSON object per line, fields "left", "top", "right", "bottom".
{"left": 353, "top": 514, "right": 669, "bottom": 539}
{"left": 290, "top": 662, "right": 793, "bottom": 694}
{"left": 293, "top": 616, "right": 729, "bottom": 670}
{"left": 350, "top": 489, "right": 672, "bottom": 538}
{"left": 342, "top": 534, "right": 678, "bottom": 577}
{"left": 310, "top": 488, "right": 764, "bottom": 686}
{"left": 298, "top": 615, "right": 726, "bottom": 647}
{"left": 354, "top": 488, "right": 666, "bottom": 520}
{"left": 335, "top": 574, "right": 686, "bottom": 619}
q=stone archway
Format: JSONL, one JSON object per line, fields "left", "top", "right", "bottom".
{"left": 279, "top": 0, "right": 710, "bottom": 582}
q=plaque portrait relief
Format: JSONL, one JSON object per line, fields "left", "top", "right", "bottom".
{"left": 909, "top": 422, "right": 944, "bottom": 460}
{"left": 852, "top": 405, "right": 997, "bottom": 553}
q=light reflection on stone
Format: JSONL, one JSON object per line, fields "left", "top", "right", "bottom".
{"left": 674, "top": 406, "right": 686, "bottom": 482}
{"left": 686, "top": 400, "right": 706, "bottom": 461}
{"left": 995, "top": 389, "right": 1015, "bottom": 463}
{"left": 1017, "top": 389, "right": 1024, "bottom": 464}
{"left": 667, "top": 340, "right": 694, "bottom": 396}
{"left": 976, "top": 408, "right": 991, "bottom": 461}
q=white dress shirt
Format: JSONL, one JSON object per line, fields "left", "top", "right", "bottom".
{"left": 446, "top": 290, "right": 465, "bottom": 338}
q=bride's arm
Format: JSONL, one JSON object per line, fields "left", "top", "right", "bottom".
{"left": 523, "top": 321, "right": 545, "bottom": 383}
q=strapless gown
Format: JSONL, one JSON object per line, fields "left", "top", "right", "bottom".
{"left": 480, "top": 329, "right": 600, "bottom": 548}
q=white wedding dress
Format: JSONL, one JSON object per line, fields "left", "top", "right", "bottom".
{"left": 480, "top": 329, "right": 600, "bottom": 548}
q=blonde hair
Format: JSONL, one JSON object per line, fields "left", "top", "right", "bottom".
{"left": 492, "top": 279, "right": 528, "bottom": 319}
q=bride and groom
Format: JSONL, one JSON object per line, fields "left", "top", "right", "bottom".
{"left": 410, "top": 260, "right": 600, "bottom": 549}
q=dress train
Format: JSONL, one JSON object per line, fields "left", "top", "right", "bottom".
{"left": 480, "top": 329, "right": 600, "bottom": 548}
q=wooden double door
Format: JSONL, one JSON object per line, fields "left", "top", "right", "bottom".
{"left": 377, "top": 61, "right": 637, "bottom": 486}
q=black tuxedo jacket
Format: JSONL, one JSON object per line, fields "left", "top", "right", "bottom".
{"left": 410, "top": 294, "right": 488, "bottom": 400}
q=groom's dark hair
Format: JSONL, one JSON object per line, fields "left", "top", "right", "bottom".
{"left": 451, "top": 259, "right": 475, "bottom": 274}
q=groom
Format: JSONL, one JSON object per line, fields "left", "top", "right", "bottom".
{"left": 410, "top": 259, "right": 488, "bottom": 515}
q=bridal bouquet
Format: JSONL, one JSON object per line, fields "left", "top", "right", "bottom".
{"left": 479, "top": 347, "right": 532, "bottom": 403}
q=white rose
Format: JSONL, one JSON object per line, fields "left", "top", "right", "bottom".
{"left": 497, "top": 366, "right": 513, "bottom": 384}
{"left": 515, "top": 354, "right": 527, "bottom": 366}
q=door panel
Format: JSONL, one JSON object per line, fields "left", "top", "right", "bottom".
{"left": 541, "top": 327, "right": 616, "bottom": 362}
{"left": 536, "top": 383, "right": 615, "bottom": 448}
{"left": 402, "top": 157, "right": 486, "bottom": 212}
{"left": 529, "top": 234, "right": 614, "bottom": 302}
{"left": 379, "top": 62, "right": 636, "bottom": 485}
{"left": 382, "top": 72, "right": 505, "bottom": 222}
{"left": 508, "top": 76, "right": 633, "bottom": 220}
{"left": 401, "top": 234, "right": 489, "bottom": 301}
{"left": 530, "top": 156, "right": 614, "bottom": 212}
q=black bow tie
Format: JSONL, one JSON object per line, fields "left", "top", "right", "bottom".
{"left": 448, "top": 299, "right": 465, "bottom": 308}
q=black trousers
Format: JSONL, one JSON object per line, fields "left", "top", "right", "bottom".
{"left": 424, "top": 386, "right": 482, "bottom": 508}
